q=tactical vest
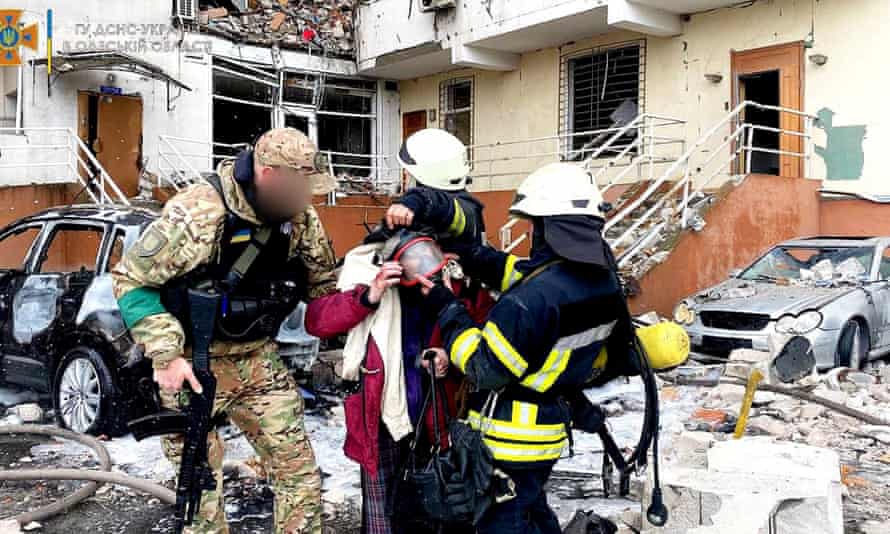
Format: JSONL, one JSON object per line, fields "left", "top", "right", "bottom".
{"left": 161, "top": 175, "right": 308, "bottom": 343}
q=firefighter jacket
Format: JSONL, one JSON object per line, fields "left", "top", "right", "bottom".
{"left": 428, "top": 241, "right": 628, "bottom": 467}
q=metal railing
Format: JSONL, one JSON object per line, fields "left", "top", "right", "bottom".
{"left": 494, "top": 114, "right": 687, "bottom": 251}
{"left": 157, "top": 134, "right": 401, "bottom": 196}
{"left": 604, "top": 101, "right": 818, "bottom": 270}
{"left": 0, "top": 127, "right": 129, "bottom": 205}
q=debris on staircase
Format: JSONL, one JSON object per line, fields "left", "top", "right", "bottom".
{"left": 196, "top": 0, "right": 357, "bottom": 57}
{"left": 608, "top": 178, "right": 743, "bottom": 288}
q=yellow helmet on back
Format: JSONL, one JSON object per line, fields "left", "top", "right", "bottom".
{"left": 593, "top": 322, "right": 690, "bottom": 373}
{"left": 636, "top": 322, "right": 690, "bottom": 371}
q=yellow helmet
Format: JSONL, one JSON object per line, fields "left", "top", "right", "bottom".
{"left": 592, "top": 322, "right": 690, "bottom": 373}
{"left": 636, "top": 322, "right": 690, "bottom": 371}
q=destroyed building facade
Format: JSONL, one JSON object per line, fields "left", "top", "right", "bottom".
{"left": 0, "top": 0, "right": 890, "bottom": 308}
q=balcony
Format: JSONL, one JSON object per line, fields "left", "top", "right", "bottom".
{"left": 357, "top": 0, "right": 744, "bottom": 79}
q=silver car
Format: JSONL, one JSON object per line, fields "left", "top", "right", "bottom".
{"left": 673, "top": 237, "right": 890, "bottom": 370}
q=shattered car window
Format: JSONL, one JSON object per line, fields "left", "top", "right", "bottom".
{"left": 0, "top": 226, "right": 40, "bottom": 270}
{"left": 740, "top": 246, "right": 874, "bottom": 282}
{"left": 106, "top": 230, "right": 127, "bottom": 272}
{"left": 37, "top": 225, "right": 103, "bottom": 273}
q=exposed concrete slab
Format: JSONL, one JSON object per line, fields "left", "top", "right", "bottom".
{"left": 643, "top": 437, "right": 843, "bottom": 534}
{"left": 608, "top": 0, "right": 683, "bottom": 37}
{"left": 451, "top": 44, "right": 520, "bottom": 71}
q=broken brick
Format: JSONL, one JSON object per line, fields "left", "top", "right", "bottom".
{"left": 692, "top": 408, "right": 728, "bottom": 425}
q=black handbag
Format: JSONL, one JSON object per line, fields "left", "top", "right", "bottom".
{"left": 393, "top": 357, "right": 465, "bottom": 524}
{"left": 393, "top": 361, "right": 513, "bottom": 527}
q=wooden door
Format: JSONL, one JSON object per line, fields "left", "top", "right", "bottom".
{"left": 731, "top": 42, "right": 804, "bottom": 178}
{"left": 401, "top": 110, "right": 428, "bottom": 189}
{"left": 97, "top": 94, "right": 143, "bottom": 198}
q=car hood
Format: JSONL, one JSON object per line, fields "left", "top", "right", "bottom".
{"left": 690, "top": 279, "right": 853, "bottom": 318}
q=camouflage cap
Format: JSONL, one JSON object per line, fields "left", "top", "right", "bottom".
{"left": 254, "top": 127, "right": 338, "bottom": 195}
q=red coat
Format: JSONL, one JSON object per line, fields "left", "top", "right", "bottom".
{"left": 305, "top": 283, "right": 495, "bottom": 477}
{"left": 306, "top": 287, "right": 385, "bottom": 475}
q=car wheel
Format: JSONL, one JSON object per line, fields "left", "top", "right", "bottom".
{"left": 836, "top": 320, "right": 869, "bottom": 370}
{"left": 53, "top": 346, "right": 127, "bottom": 436}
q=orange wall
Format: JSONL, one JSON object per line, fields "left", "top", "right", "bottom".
{"left": 0, "top": 184, "right": 79, "bottom": 269}
{"left": 314, "top": 190, "right": 532, "bottom": 258}
{"left": 313, "top": 196, "right": 391, "bottom": 257}
{"left": 819, "top": 199, "right": 890, "bottom": 238}
{"left": 629, "top": 175, "right": 822, "bottom": 316}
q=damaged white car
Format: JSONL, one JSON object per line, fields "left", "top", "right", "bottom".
{"left": 674, "top": 237, "right": 890, "bottom": 370}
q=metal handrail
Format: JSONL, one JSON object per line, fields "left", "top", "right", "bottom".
{"left": 0, "top": 127, "right": 129, "bottom": 205}
{"left": 493, "top": 112, "right": 687, "bottom": 251}
{"left": 158, "top": 135, "right": 204, "bottom": 189}
{"left": 605, "top": 101, "right": 818, "bottom": 270}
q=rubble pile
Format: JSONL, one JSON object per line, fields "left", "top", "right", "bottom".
{"left": 196, "top": 0, "right": 357, "bottom": 57}
{"left": 607, "top": 178, "right": 739, "bottom": 285}
{"left": 655, "top": 345, "right": 890, "bottom": 532}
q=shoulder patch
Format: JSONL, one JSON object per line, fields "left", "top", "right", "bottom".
{"left": 134, "top": 227, "right": 168, "bottom": 258}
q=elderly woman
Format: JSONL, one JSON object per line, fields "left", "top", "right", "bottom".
{"left": 305, "top": 231, "right": 485, "bottom": 534}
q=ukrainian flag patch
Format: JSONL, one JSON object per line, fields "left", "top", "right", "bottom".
{"left": 230, "top": 229, "right": 251, "bottom": 244}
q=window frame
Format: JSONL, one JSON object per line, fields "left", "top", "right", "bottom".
{"left": 877, "top": 246, "right": 890, "bottom": 281}
{"left": 0, "top": 223, "right": 44, "bottom": 273}
{"left": 34, "top": 221, "right": 108, "bottom": 275}
{"left": 211, "top": 56, "right": 382, "bottom": 183}
{"left": 100, "top": 225, "right": 140, "bottom": 274}
{"left": 559, "top": 40, "right": 646, "bottom": 160}
{"left": 439, "top": 76, "right": 474, "bottom": 151}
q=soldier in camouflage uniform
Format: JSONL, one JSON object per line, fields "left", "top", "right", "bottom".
{"left": 112, "top": 128, "right": 346, "bottom": 534}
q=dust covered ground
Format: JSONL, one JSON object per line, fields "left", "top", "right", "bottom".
{"left": 2, "top": 358, "right": 890, "bottom": 533}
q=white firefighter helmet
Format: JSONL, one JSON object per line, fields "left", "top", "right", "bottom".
{"left": 510, "top": 162, "right": 605, "bottom": 218}
{"left": 398, "top": 128, "right": 470, "bottom": 191}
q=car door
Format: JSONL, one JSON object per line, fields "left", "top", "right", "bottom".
{"left": 6, "top": 220, "right": 106, "bottom": 391}
{"left": 872, "top": 246, "right": 890, "bottom": 349}
{"left": 0, "top": 222, "right": 46, "bottom": 386}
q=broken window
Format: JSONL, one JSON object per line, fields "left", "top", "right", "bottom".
{"left": 563, "top": 41, "right": 644, "bottom": 158}
{"left": 212, "top": 57, "right": 277, "bottom": 164}
{"left": 283, "top": 72, "right": 319, "bottom": 108}
{"left": 0, "top": 226, "right": 40, "bottom": 270}
{"left": 212, "top": 60, "right": 380, "bottom": 183}
{"left": 106, "top": 231, "right": 126, "bottom": 273}
{"left": 37, "top": 225, "right": 103, "bottom": 274}
{"left": 317, "top": 77, "right": 376, "bottom": 178}
{"left": 439, "top": 77, "right": 473, "bottom": 149}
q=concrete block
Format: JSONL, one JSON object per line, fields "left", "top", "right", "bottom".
{"left": 729, "top": 349, "right": 771, "bottom": 364}
{"left": 642, "top": 438, "right": 843, "bottom": 534}
{"left": 7, "top": 403, "right": 43, "bottom": 424}
{"left": 674, "top": 431, "right": 716, "bottom": 468}
{"left": 799, "top": 404, "right": 826, "bottom": 420}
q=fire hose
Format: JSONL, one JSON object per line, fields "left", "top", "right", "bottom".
{"left": 0, "top": 424, "right": 175, "bottom": 526}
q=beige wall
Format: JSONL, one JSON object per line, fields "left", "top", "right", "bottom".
{"left": 398, "top": 0, "right": 889, "bottom": 194}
